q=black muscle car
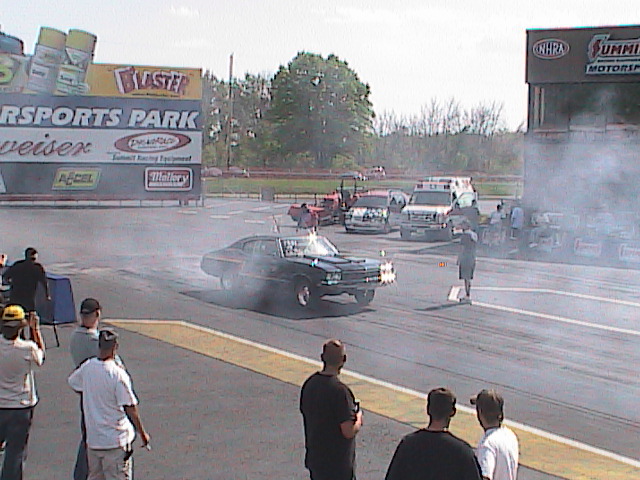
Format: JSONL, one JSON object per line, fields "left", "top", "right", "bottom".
{"left": 201, "top": 233, "right": 395, "bottom": 308}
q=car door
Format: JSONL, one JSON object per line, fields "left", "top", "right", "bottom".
{"left": 251, "top": 239, "right": 288, "bottom": 287}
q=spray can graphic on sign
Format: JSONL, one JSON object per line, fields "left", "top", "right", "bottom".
{"left": 56, "top": 29, "right": 97, "bottom": 95}
{"left": 25, "top": 27, "right": 66, "bottom": 94}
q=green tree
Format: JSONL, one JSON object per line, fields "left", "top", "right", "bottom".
{"left": 267, "top": 52, "right": 374, "bottom": 168}
{"left": 201, "top": 71, "right": 272, "bottom": 168}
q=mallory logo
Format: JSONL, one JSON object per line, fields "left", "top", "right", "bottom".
{"left": 114, "top": 66, "right": 190, "bottom": 96}
{"left": 145, "top": 167, "right": 192, "bottom": 191}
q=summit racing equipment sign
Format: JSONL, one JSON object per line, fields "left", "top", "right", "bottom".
{"left": 145, "top": 167, "right": 192, "bottom": 191}
{"left": 586, "top": 34, "right": 640, "bottom": 75}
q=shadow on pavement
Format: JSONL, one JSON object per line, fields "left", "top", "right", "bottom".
{"left": 182, "top": 289, "right": 372, "bottom": 320}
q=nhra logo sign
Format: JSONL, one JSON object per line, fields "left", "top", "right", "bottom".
{"left": 145, "top": 167, "right": 192, "bottom": 191}
{"left": 586, "top": 34, "right": 640, "bottom": 75}
{"left": 532, "top": 38, "right": 570, "bottom": 59}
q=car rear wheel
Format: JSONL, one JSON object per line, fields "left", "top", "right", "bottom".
{"left": 293, "top": 279, "right": 315, "bottom": 308}
{"left": 354, "top": 289, "right": 375, "bottom": 306}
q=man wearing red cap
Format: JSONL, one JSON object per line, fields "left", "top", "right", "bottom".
{"left": 470, "top": 389, "right": 519, "bottom": 480}
{"left": 300, "top": 339, "right": 362, "bottom": 480}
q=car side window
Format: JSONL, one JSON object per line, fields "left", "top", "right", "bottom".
{"left": 242, "top": 241, "right": 258, "bottom": 255}
{"left": 256, "top": 240, "right": 278, "bottom": 256}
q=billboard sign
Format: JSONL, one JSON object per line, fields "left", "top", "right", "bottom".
{"left": 0, "top": 26, "right": 202, "bottom": 199}
{"left": 527, "top": 25, "right": 640, "bottom": 83}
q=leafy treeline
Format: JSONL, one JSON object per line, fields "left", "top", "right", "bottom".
{"left": 202, "top": 52, "right": 523, "bottom": 175}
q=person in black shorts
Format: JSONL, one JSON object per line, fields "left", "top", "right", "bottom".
{"left": 300, "top": 339, "right": 363, "bottom": 480}
{"left": 458, "top": 221, "right": 478, "bottom": 303}
{"left": 3, "top": 248, "right": 50, "bottom": 321}
{"left": 384, "top": 387, "right": 482, "bottom": 480}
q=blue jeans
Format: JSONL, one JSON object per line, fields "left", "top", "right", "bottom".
{"left": 0, "top": 407, "right": 34, "bottom": 480}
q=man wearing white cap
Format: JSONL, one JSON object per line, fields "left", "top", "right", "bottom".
{"left": 0, "top": 304, "right": 45, "bottom": 480}
{"left": 471, "top": 389, "right": 519, "bottom": 480}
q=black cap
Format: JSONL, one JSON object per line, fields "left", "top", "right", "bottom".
{"left": 80, "top": 298, "right": 101, "bottom": 314}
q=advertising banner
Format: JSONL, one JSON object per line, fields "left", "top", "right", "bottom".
{"left": 527, "top": 25, "right": 640, "bottom": 84}
{"left": 86, "top": 64, "right": 201, "bottom": 100}
{"left": 0, "top": 128, "right": 201, "bottom": 164}
{"left": 0, "top": 26, "right": 202, "bottom": 199}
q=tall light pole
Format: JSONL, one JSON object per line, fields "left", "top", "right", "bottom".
{"left": 226, "top": 53, "right": 234, "bottom": 170}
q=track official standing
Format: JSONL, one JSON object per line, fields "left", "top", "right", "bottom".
{"left": 300, "top": 339, "right": 362, "bottom": 480}
{"left": 384, "top": 387, "right": 482, "bottom": 480}
{"left": 68, "top": 329, "right": 150, "bottom": 480}
{"left": 458, "top": 220, "right": 478, "bottom": 302}
{"left": 0, "top": 305, "right": 45, "bottom": 480}
{"left": 471, "top": 389, "right": 519, "bottom": 480}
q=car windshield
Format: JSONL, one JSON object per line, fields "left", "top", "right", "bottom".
{"left": 279, "top": 235, "right": 340, "bottom": 257}
{"left": 353, "top": 196, "right": 387, "bottom": 208}
{"left": 410, "top": 191, "right": 451, "bottom": 205}
{"left": 456, "top": 192, "right": 475, "bottom": 208}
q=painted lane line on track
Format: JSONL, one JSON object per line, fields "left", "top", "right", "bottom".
{"left": 448, "top": 286, "right": 461, "bottom": 302}
{"left": 472, "top": 301, "right": 640, "bottom": 337}
{"left": 227, "top": 210, "right": 243, "bottom": 215}
{"left": 108, "top": 319, "right": 640, "bottom": 479}
{"left": 474, "top": 286, "right": 640, "bottom": 309}
{"left": 251, "top": 206, "right": 276, "bottom": 211}
{"left": 209, "top": 215, "right": 230, "bottom": 219}
{"left": 245, "top": 220, "right": 266, "bottom": 224}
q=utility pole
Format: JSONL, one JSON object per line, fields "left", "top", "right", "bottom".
{"left": 226, "top": 53, "right": 234, "bottom": 171}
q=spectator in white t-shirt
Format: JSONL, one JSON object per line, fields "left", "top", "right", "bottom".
{"left": 68, "top": 329, "right": 150, "bottom": 480}
{"left": 470, "top": 389, "right": 519, "bottom": 480}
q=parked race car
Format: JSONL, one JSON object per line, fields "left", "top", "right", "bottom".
{"left": 200, "top": 233, "right": 396, "bottom": 308}
{"left": 344, "top": 189, "right": 410, "bottom": 233}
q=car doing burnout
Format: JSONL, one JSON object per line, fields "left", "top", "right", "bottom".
{"left": 200, "top": 233, "right": 396, "bottom": 308}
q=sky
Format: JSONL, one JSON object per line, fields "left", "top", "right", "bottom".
{"left": 5, "top": 1, "right": 640, "bottom": 130}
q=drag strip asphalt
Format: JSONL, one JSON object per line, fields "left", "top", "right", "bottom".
{"left": 109, "top": 319, "right": 640, "bottom": 480}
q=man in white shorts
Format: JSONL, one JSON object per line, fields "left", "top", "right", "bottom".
{"left": 68, "top": 329, "right": 150, "bottom": 480}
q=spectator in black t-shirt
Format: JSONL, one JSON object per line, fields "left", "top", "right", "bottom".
{"left": 385, "top": 387, "right": 482, "bottom": 480}
{"left": 300, "top": 339, "right": 362, "bottom": 480}
{"left": 3, "top": 248, "right": 50, "bottom": 321}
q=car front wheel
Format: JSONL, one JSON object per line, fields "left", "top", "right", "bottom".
{"left": 354, "top": 289, "right": 375, "bottom": 306}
